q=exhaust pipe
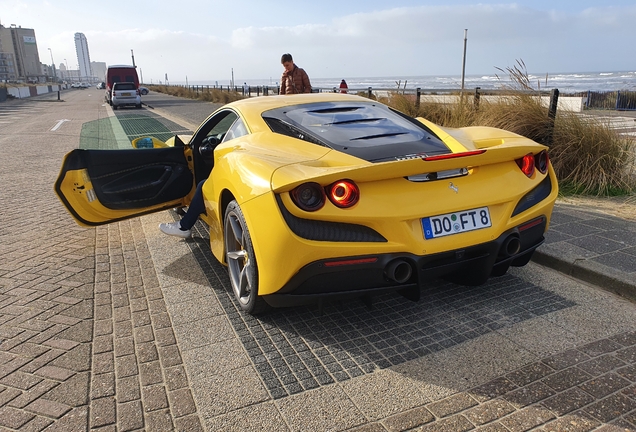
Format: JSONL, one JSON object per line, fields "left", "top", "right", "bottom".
{"left": 385, "top": 259, "right": 413, "bottom": 284}
{"left": 501, "top": 235, "right": 521, "bottom": 257}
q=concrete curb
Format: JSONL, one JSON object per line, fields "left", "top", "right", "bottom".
{"left": 532, "top": 248, "right": 636, "bottom": 302}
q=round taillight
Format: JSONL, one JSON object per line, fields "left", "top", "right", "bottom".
{"left": 517, "top": 153, "right": 535, "bottom": 177}
{"left": 290, "top": 182, "right": 325, "bottom": 211}
{"left": 535, "top": 151, "right": 549, "bottom": 174}
{"left": 327, "top": 180, "right": 359, "bottom": 208}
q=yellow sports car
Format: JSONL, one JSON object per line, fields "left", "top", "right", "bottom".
{"left": 55, "top": 93, "right": 558, "bottom": 314}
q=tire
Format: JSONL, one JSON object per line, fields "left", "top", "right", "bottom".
{"left": 136, "top": 103, "right": 142, "bottom": 109}
{"left": 224, "top": 200, "right": 268, "bottom": 315}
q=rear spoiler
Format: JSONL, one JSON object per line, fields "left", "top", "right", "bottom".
{"left": 271, "top": 138, "right": 547, "bottom": 192}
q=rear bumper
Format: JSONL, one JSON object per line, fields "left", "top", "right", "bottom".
{"left": 263, "top": 216, "right": 546, "bottom": 307}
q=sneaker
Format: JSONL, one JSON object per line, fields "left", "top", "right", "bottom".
{"left": 159, "top": 221, "right": 191, "bottom": 238}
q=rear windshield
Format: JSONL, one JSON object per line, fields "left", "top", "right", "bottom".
{"left": 114, "top": 83, "right": 136, "bottom": 91}
{"left": 262, "top": 101, "right": 450, "bottom": 162}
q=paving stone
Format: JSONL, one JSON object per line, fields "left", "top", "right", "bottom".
{"left": 168, "top": 388, "right": 197, "bottom": 418}
{"left": 118, "top": 400, "right": 144, "bottom": 431}
{"left": 145, "top": 409, "right": 174, "bottom": 431}
{"left": 463, "top": 399, "right": 516, "bottom": 425}
{"left": 91, "top": 372, "right": 115, "bottom": 399}
{"left": 578, "top": 354, "right": 627, "bottom": 376}
{"left": 500, "top": 405, "right": 555, "bottom": 431}
{"left": 137, "top": 360, "right": 163, "bottom": 387}
{"left": 174, "top": 414, "right": 204, "bottom": 432}
{"left": 582, "top": 393, "right": 636, "bottom": 423}
{"left": 0, "top": 405, "right": 36, "bottom": 429}
{"left": 7, "top": 380, "right": 59, "bottom": 409}
{"left": 136, "top": 342, "right": 159, "bottom": 363}
{"left": 541, "top": 413, "right": 601, "bottom": 432}
{"left": 158, "top": 344, "right": 182, "bottom": 368}
{"left": 469, "top": 377, "right": 518, "bottom": 401}
{"left": 616, "top": 346, "right": 636, "bottom": 364}
{"left": 0, "top": 371, "right": 43, "bottom": 390}
{"left": 579, "top": 339, "right": 624, "bottom": 357}
{"left": 579, "top": 373, "right": 632, "bottom": 399}
{"left": 34, "top": 365, "right": 75, "bottom": 381}
{"left": 42, "top": 338, "right": 79, "bottom": 351}
{"left": 142, "top": 385, "right": 169, "bottom": 412}
{"left": 542, "top": 387, "right": 596, "bottom": 416}
{"left": 24, "top": 398, "right": 71, "bottom": 419}
{"left": 154, "top": 327, "right": 177, "bottom": 347}
{"left": 380, "top": 406, "right": 434, "bottom": 431}
{"left": 417, "top": 414, "right": 474, "bottom": 431}
{"left": 50, "top": 343, "right": 91, "bottom": 372}
{"left": 113, "top": 306, "right": 131, "bottom": 323}
{"left": 505, "top": 382, "right": 556, "bottom": 408}
{"left": 506, "top": 361, "right": 555, "bottom": 387}
{"left": 93, "top": 335, "right": 114, "bottom": 354}
{"left": 20, "top": 415, "right": 54, "bottom": 432}
{"left": 164, "top": 365, "right": 189, "bottom": 391}
{"left": 541, "top": 367, "right": 593, "bottom": 392}
{"left": 114, "top": 336, "right": 135, "bottom": 357}
{"left": 542, "top": 349, "right": 591, "bottom": 371}
{"left": 134, "top": 325, "right": 154, "bottom": 343}
{"left": 117, "top": 376, "right": 141, "bottom": 403}
{"left": 610, "top": 332, "right": 636, "bottom": 347}
{"left": 44, "top": 372, "right": 89, "bottom": 407}
{"left": 115, "top": 354, "right": 139, "bottom": 378}
{"left": 426, "top": 392, "right": 478, "bottom": 418}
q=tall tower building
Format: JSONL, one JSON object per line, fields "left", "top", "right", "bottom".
{"left": 0, "top": 23, "right": 42, "bottom": 82}
{"left": 74, "top": 32, "right": 92, "bottom": 81}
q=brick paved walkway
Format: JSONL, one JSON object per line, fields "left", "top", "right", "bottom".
{"left": 0, "top": 91, "right": 202, "bottom": 431}
{"left": 1, "top": 90, "right": 636, "bottom": 431}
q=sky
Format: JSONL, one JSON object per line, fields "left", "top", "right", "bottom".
{"left": 1, "top": 0, "right": 635, "bottom": 85}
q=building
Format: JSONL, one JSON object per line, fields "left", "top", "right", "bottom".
{"left": 0, "top": 23, "right": 43, "bottom": 82}
{"left": 91, "top": 61, "right": 106, "bottom": 82}
{"left": 74, "top": 32, "right": 92, "bottom": 82}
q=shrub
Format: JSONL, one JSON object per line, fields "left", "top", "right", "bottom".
{"left": 147, "top": 85, "right": 244, "bottom": 104}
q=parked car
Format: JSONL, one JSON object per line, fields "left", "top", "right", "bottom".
{"left": 54, "top": 93, "right": 558, "bottom": 314}
{"left": 104, "top": 65, "right": 139, "bottom": 104}
{"left": 96, "top": 82, "right": 105, "bottom": 90}
{"left": 109, "top": 82, "right": 141, "bottom": 109}
{"left": 139, "top": 86, "right": 149, "bottom": 95}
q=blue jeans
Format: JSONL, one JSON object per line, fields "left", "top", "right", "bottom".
{"left": 180, "top": 180, "right": 206, "bottom": 230}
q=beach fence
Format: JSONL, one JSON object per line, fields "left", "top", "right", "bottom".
{"left": 584, "top": 90, "right": 636, "bottom": 111}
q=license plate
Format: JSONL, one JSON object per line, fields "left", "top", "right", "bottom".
{"left": 122, "top": 92, "right": 131, "bottom": 96}
{"left": 422, "top": 206, "right": 491, "bottom": 239}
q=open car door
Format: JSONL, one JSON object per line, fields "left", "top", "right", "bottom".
{"left": 55, "top": 147, "right": 194, "bottom": 227}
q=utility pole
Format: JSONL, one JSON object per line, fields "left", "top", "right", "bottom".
{"left": 131, "top": 49, "right": 136, "bottom": 68}
{"left": 460, "top": 29, "right": 468, "bottom": 92}
{"left": 231, "top": 68, "right": 234, "bottom": 90}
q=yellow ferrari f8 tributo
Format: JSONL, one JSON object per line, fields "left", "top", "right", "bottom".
{"left": 55, "top": 93, "right": 558, "bottom": 314}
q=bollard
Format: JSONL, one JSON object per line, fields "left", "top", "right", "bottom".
{"left": 415, "top": 88, "right": 421, "bottom": 110}
{"left": 57, "top": 90, "right": 60, "bottom": 101}
{"left": 368, "top": 87, "right": 372, "bottom": 99}
{"left": 474, "top": 87, "right": 481, "bottom": 110}
{"left": 545, "top": 88, "right": 559, "bottom": 146}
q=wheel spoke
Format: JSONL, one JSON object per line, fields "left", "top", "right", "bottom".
{"left": 244, "top": 260, "right": 256, "bottom": 289}
{"left": 227, "top": 250, "right": 247, "bottom": 261}
{"left": 238, "top": 267, "right": 250, "bottom": 300}
{"left": 228, "top": 215, "right": 244, "bottom": 247}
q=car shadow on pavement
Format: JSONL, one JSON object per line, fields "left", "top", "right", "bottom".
{"left": 183, "top": 218, "right": 577, "bottom": 400}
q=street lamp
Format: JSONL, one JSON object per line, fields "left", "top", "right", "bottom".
{"left": 64, "top": 58, "right": 69, "bottom": 80}
{"left": 48, "top": 48, "right": 57, "bottom": 83}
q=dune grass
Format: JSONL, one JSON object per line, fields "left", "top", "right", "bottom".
{"left": 147, "top": 85, "right": 244, "bottom": 104}
{"left": 377, "top": 63, "right": 635, "bottom": 196}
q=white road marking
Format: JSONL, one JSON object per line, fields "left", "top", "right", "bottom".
{"left": 51, "top": 119, "right": 70, "bottom": 131}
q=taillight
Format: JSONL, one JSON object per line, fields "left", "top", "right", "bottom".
{"left": 516, "top": 153, "right": 535, "bottom": 177}
{"left": 327, "top": 180, "right": 359, "bottom": 208}
{"left": 535, "top": 150, "right": 549, "bottom": 174}
{"left": 290, "top": 182, "right": 325, "bottom": 211}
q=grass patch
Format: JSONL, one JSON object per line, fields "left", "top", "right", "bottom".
{"left": 147, "top": 85, "right": 245, "bottom": 104}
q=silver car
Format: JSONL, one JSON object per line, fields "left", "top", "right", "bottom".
{"left": 110, "top": 82, "right": 141, "bottom": 109}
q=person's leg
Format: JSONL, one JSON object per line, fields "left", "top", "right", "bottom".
{"left": 179, "top": 180, "right": 206, "bottom": 230}
{"left": 159, "top": 180, "right": 206, "bottom": 238}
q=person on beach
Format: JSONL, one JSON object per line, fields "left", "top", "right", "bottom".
{"left": 280, "top": 53, "right": 312, "bottom": 95}
{"left": 339, "top": 79, "right": 348, "bottom": 93}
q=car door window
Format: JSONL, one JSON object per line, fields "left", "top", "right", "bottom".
{"left": 221, "top": 118, "right": 248, "bottom": 143}
{"left": 196, "top": 111, "right": 238, "bottom": 144}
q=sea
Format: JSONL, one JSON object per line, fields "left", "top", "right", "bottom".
{"left": 192, "top": 71, "right": 636, "bottom": 94}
